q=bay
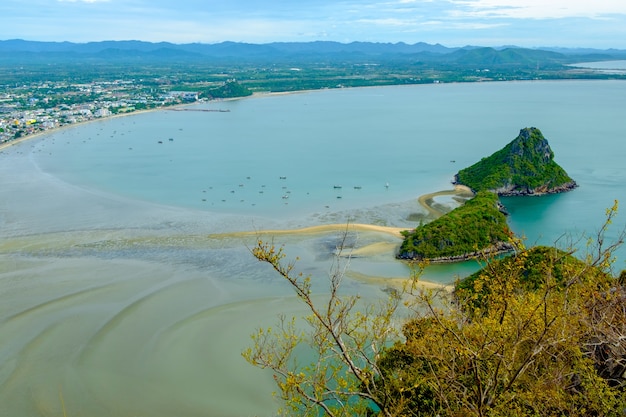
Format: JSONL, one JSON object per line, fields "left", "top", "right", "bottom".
{"left": 1, "top": 80, "right": 625, "bottom": 417}
{"left": 570, "top": 60, "right": 626, "bottom": 74}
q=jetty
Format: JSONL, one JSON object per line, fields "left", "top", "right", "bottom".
{"left": 167, "top": 108, "right": 230, "bottom": 113}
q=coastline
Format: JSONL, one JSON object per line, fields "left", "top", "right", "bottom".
{"left": 1, "top": 87, "right": 479, "bottom": 285}
{"left": 0, "top": 102, "right": 198, "bottom": 153}
{"left": 2, "top": 78, "right": 626, "bottom": 417}
{"left": 0, "top": 88, "right": 326, "bottom": 153}
{"left": 398, "top": 241, "right": 516, "bottom": 264}
{"left": 1, "top": 88, "right": 490, "bottom": 274}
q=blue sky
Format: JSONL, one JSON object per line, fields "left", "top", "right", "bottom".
{"left": 2, "top": 0, "right": 626, "bottom": 48}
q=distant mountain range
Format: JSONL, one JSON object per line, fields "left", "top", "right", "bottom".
{"left": 1, "top": 39, "right": 625, "bottom": 66}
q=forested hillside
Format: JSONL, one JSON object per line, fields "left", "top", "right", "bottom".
{"left": 397, "top": 191, "right": 513, "bottom": 262}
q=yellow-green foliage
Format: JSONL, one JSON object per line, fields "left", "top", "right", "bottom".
{"left": 455, "top": 245, "right": 610, "bottom": 315}
{"left": 246, "top": 203, "right": 625, "bottom": 417}
{"left": 378, "top": 235, "right": 624, "bottom": 416}
{"left": 380, "top": 281, "right": 622, "bottom": 414}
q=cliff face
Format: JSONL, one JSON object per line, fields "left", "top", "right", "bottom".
{"left": 508, "top": 127, "right": 553, "bottom": 163}
{"left": 454, "top": 127, "right": 577, "bottom": 196}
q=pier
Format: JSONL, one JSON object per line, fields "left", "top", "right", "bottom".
{"left": 167, "top": 108, "right": 230, "bottom": 113}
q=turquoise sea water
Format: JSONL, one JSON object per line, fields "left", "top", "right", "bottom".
{"left": 31, "top": 80, "right": 626, "bottom": 261}
{"left": 571, "top": 60, "right": 626, "bottom": 74}
{"left": 1, "top": 80, "right": 626, "bottom": 417}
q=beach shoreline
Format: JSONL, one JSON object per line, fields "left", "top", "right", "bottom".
{"left": 0, "top": 101, "right": 202, "bottom": 153}
{"left": 0, "top": 86, "right": 474, "bottom": 292}
{"left": 0, "top": 86, "right": 332, "bottom": 153}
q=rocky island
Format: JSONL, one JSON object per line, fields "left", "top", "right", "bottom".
{"left": 453, "top": 127, "right": 577, "bottom": 195}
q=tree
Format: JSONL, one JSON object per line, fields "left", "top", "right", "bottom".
{"left": 244, "top": 204, "right": 626, "bottom": 416}
{"left": 243, "top": 232, "right": 410, "bottom": 416}
{"left": 379, "top": 240, "right": 624, "bottom": 416}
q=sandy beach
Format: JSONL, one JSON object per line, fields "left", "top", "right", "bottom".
{"left": 417, "top": 184, "right": 474, "bottom": 217}
{"left": 347, "top": 270, "right": 454, "bottom": 291}
{"left": 209, "top": 222, "right": 408, "bottom": 239}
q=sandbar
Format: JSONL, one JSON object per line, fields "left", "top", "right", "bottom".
{"left": 207, "top": 185, "right": 475, "bottom": 260}
{"left": 417, "top": 184, "right": 474, "bottom": 218}
{"left": 346, "top": 270, "right": 454, "bottom": 291}
{"left": 208, "top": 223, "right": 408, "bottom": 239}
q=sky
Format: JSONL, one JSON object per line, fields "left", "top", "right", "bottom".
{"left": 2, "top": 0, "right": 626, "bottom": 49}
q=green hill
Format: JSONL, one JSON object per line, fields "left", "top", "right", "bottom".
{"left": 454, "top": 127, "right": 577, "bottom": 195}
{"left": 202, "top": 79, "right": 252, "bottom": 99}
{"left": 397, "top": 191, "right": 513, "bottom": 262}
{"left": 455, "top": 245, "right": 608, "bottom": 309}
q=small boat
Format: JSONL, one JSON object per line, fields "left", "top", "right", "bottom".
{"left": 279, "top": 176, "right": 287, "bottom": 180}
{"left": 353, "top": 186, "right": 362, "bottom": 190}
{"left": 333, "top": 185, "right": 342, "bottom": 189}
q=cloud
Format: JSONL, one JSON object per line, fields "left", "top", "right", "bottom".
{"left": 1, "top": 0, "right": 625, "bottom": 47}
{"left": 450, "top": 0, "right": 626, "bottom": 20}
{"left": 57, "top": 0, "right": 109, "bottom": 3}
{"left": 355, "top": 18, "right": 416, "bottom": 27}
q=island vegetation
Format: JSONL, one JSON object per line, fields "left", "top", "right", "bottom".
{"left": 247, "top": 202, "right": 626, "bottom": 416}
{"left": 397, "top": 191, "right": 513, "bottom": 262}
{"left": 396, "top": 127, "right": 579, "bottom": 264}
{"left": 454, "top": 127, "right": 577, "bottom": 195}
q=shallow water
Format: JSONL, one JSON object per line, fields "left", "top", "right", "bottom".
{"left": 1, "top": 80, "right": 626, "bottom": 416}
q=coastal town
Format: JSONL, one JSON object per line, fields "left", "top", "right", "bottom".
{"left": 0, "top": 78, "right": 202, "bottom": 145}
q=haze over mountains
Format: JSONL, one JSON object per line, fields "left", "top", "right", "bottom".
{"left": 1, "top": 39, "right": 625, "bottom": 65}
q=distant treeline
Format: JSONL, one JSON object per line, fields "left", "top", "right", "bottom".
{"left": 1, "top": 40, "right": 626, "bottom": 93}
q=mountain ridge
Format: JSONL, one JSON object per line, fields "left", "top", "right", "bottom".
{"left": 1, "top": 39, "right": 625, "bottom": 64}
